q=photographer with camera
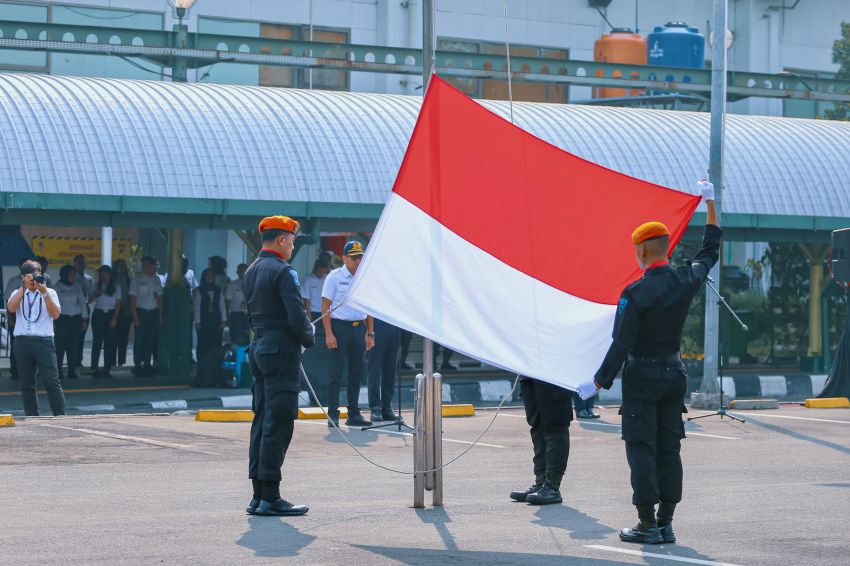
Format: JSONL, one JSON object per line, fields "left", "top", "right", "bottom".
{"left": 5, "top": 260, "right": 65, "bottom": 416}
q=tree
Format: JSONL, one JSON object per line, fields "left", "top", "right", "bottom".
{"left": 824, "top": 22, "right": 850, "bottom": 121}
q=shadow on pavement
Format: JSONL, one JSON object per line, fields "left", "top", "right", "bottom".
{"left": 744, "top": 416, "right": 850, "bottom": 457}
{"left": 416, "top": 506, "right": 458, "bottom": 551}
{"left": 236, "top": 515, "right": 317, "bottom": 558}
{"left": 532, "top": 505, "right": 614, "bottom": 540}
{"left": 352, "top": 544, "right": 640, "bottom": 565}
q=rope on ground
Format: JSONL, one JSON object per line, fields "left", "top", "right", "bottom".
{"left": 299, "top": 363, "right": 519, "bottom": 476}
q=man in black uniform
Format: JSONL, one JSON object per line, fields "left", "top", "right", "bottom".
{"left": 243, "top": 215, "right": 315, "bottom": 517}
{"left": 510, "top": 377, "right": 573, "bottom": 505}
{"left": 587, "top": 180, "right": 720, "bottom": 544}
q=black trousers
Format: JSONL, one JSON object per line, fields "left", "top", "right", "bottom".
{"left": 54, "top": 314, "right": 82, "bottom": 378}
{"left": 327, "top": 319, "right": 366, "bottom": 417}
{"left": 15, "top": 336, "right": 66, "bottom": 416}
{"left": 620, "top": 361, "right": 688, "bottom": 507}
{"left": 399, "top": 329, "right": 412, "bottom": 364}
{"left": 229, "top": 311, "right": 250, "bottom": 346}
{"left": 74, "top": 311, "right": 87, "bottom": 370}
{"left": 8, "top": 313, "right": 18, "bottom": 378}
{"left": 248, "top": 332, "right": 300, "bottom": 483}
{"left": 197, "top": 320, "right": 223, "bottom": 360}
{"left": 521, "top": 378, "right": 572, "bottom": 488}
{"left": 90, "top": 309, "right": 116, "bottom": 372}
{"left": 367, "top": 319, "right": 400, "bottom": 411}
{"left": 113, "top": 313, "right": 131, "bottom": 366}
{"left": 133, "top": 308, "right": 158, "bottom": 369}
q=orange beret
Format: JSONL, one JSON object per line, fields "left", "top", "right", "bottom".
{"left": 258, "top": 215, "right": 300, "bottom": 234}
{"left": 631, "top": 221, "right": 670, "bottom": 245}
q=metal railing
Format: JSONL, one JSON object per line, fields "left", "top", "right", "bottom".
{"left": 0, "top": 20, "right": 848, "bottom": 102}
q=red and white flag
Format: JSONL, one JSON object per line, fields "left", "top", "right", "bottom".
{"left": 346, "top": 76, "right": 699, "bottom": 390}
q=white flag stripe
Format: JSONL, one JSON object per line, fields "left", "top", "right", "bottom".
{"left": 346, "top": 194, "right": 615, "bottom": 390}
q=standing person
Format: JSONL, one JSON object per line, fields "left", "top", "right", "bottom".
{"left": 300, "top": 257, "right": 330, "bottom": 321}
{"left": 194, "top": 268, "right": 226, "bottom": 362}
{"left": 243, "top": 215, "right": 314, "bottom": 516}
{"left": 367, "top": 318, "right": 401, "bottom": 423}
{"left": 130, "top": 256, "right": 163, "bottom": 377}
{"left": 585, "top": 180, "right": 721, "bottom": 545}
{"left": 72, "top": 255, "right": 93, "bottom": 374}
{"left": 209, "top": 255, "right": 230, "bottom": 290}
{"left": 4, "top": 259, "right": 30, "bottom": 381}
{"left": 111, "top": 259, "right": 132, "bottom": 368}
{"left": 53, "top": 265, "right": 87, "bottom": 381}
{"left": 6, "top": 260, "right": 65, "bottom": 416}
{"left": 572, "top": 390, "right": 599, "bottom": 419}
{"left": 321, "top": 241, "right": 375, "bottom": 428}
{"left": 90, "top": 265, "right": 121, "bottom": 378}
{"left": 509, "top": 377, "right": 573, "bottom": 506}
{"left": 225, "top": 263, "right": 250, "bottom": 346}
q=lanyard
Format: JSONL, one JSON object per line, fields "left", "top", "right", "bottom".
{"left": 21, "top": 290, "right": 43, "bottom": 323}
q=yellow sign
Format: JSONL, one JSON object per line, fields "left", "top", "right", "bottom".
{"left": 32, "top": 237, "right": 131, "bottom": 268}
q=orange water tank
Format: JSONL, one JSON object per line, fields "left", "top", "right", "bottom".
{"left": 593, "top": 28, "right": 647, "bottom": 99}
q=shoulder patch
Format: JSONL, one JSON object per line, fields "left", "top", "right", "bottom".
{"left": 288, "top": 269, "right": 301, "bottom": 287}
{"left": 617, "top": 297, "right": 629, "bottom": 315}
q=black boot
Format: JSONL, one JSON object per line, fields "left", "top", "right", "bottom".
{"left": 619, "top": 504, "right": 662, "bottom": 544}
{"left": 509, "top": 476, "right": 544, "bottom": 502}
{"left": 254, "top": 481, "right": 309, "bottom": 517}
{"left": 657, "top": 501, "right": 676, "bottom": 544}
{"left": 525, "top": 481, "right": 562, "bottom": 505}
{"left": 246, "top": 479, "right": 262, "bottom": 514}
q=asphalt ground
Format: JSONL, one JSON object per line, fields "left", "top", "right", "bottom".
{"left": 2, "top": 405, "right": 849, "bottom": 565}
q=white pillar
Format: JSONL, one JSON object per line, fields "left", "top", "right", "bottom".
{"left": 101, "top": 226, "right": 113, "bottom": 267}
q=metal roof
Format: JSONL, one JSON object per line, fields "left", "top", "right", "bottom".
{"left": 0, "top": 73, "right": 848, "bottom": 222}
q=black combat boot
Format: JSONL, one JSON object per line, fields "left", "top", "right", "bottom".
{"left": 619, "top": 504, "right": 663, "bottom": 544}
{"left": 510, "top": 476, "right": 544, "bottom": 502}
{"left": 656, "top": 501, "right": 676, "bottom": 544}
{"left": 254, "top": 481, "right": 309, "bottom": 517}
{"left": 525, "top": 479, "right": 562, "bottom": 506}
{"left": 246, "top": 479, "right": 262, "bottom": 514}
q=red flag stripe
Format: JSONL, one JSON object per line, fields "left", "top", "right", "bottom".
{"left": 392, "top": 76, "right": 700, "bottom": 305}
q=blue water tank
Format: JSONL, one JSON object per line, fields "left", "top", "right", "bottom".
{"left": 647, "top": 22, "right": 705, "bottom": 70}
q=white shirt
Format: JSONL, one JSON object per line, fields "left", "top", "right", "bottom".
{"left": 75, "top": 271, "right": 94, "bottom": 299}
{"left": 92, "top": 286, "right": 122, "bottom": 311}
{"left": 54, "top": 281, "right": 88, "bottom": 318}
{"left": 214, "top": 273, "right": 230, "bottom": 291}
{"left": 224, "top": 279, "right": 247, "bottom": 313}
{"left": 321, "top": 266, "right": 367, "bottom": 321}
{"left": 184, "top": 269, "right": 199, "bottom": 290}
{"left": 9, "top": 288, "right": 60, "bottom": 337}
{"left": 193, "top": 287, "right": 227, "bottom": 324}
{"left": 301, "top": 273, "right": 326, "bottom": 313}
{"left": 130, "top": 273, "right": 163, "bottom": 310}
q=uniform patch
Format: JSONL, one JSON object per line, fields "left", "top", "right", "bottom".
{"left": 618, "top": 297, "right": 628, "bottom": 314}
{"left": 289, "top": 269, "right": 301, "bottom": 287}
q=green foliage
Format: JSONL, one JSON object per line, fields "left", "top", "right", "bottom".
{"left": 824, "top": 21, "right": 850, "bottom": 121}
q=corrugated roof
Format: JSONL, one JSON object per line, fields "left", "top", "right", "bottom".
{"left": 0, "top": 73, "right": 848, "bottom": 219}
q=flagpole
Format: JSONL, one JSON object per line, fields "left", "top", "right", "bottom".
{"left": 693, "top": 0, "right": 727, "bottom": 410}
{"left": 414, "top": 0, "right": 442, "bottom": 509}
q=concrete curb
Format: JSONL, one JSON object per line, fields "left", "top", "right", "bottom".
{"left": 1, "top": 374, "right": 832, "bottom": 416}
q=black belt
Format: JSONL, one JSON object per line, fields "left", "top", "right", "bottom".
{"left": 628, "top": 353, "right": 681, "bottom": 366}
{"left": 332, "top": 319, "right": 366, "bottom": 326}
{"left": 137, "top": 308, "right": 157, "bottom": 313}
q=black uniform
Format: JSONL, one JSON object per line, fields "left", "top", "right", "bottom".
{"left": 243, "top": 250, "right": 315, "bottom": 485}
{"left": 520, "top": 377, "right": 573, "bottom": 488}
{"left": 595, "top": 224, "right": 722, "bottom": 508}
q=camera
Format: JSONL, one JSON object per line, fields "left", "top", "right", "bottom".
{"left": 34, "top": 275, "right": 46, "bottom": 284}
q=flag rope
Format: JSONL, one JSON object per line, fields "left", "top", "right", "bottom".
{"left": 503, "top": 0, "right": 514, "bottom": 124}
{"left": 298, "top": 313, "right": 519, "bottom": 475}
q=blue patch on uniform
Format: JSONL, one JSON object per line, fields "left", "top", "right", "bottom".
{"left": 289, "top": 269, "right": 301, "bottom": 287}
{"left": 618, "top": 297, "right": 628, "bottom": 315}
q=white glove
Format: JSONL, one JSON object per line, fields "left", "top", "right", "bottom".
{"left": 697, "top": 179, "right": 715, "bottom": 202}
{"left": 577, "top": 379, "right": 599, "bottom": 401}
